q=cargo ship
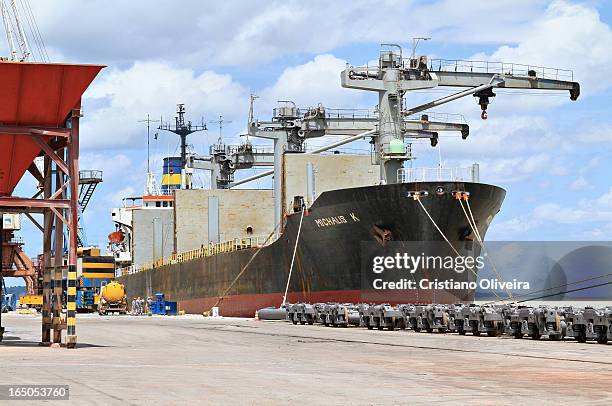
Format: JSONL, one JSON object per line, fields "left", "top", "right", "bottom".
{"left": 111, "top": 45, "right": 579, "bottom": 316}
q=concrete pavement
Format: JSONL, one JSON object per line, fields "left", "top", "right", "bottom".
{"left": 1, "top": 312, "right": 611, "bottom": 405}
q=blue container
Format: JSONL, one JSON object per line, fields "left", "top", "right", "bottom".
{"left": 151, "top": 293, "right": 177, "bottom": 315}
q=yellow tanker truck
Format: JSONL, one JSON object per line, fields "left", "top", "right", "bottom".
{"left": 97, "top": 281, "right": 127, "bottom": 315}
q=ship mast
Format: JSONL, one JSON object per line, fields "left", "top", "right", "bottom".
{"left": 209, "top": 115, "right": 232, "bottom": 145}
{"left": 158, "top": 104, "right": 207, "bottom": 188}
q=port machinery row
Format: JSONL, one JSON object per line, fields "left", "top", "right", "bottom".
{"left": 264, "top": 303, "right": 612, "bottom": 345}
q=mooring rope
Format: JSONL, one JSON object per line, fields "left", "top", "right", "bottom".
{"left": 282, "top": 207, "right": 306, "bottom": 306}
{"left": 414, "top": 195, "right": 503, "bottom": 301}
{"left": 457, "top": 195, "right": 512, "bottom": 301}
{"left": 416, "top": 197, "right": 461, "bottom": 257}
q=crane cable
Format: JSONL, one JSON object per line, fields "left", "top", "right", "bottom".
{"left": 414, "top": 195, "right": 504, "bottom": 302}
{"left": 282, "top": 207, "right": 305, "bottom": 306}
{"left": 456, "top": 193, "right": 513, "bottom": 300}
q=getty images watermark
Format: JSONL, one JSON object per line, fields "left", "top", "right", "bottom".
{"left": 361, "top": 241, "right": 612, "bottom": 302}
{"left": 370, "top": 252, "right": 530, "bottom": 291}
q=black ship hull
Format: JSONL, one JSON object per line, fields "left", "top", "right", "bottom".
{"left": 118, "top": 182, "right": 506, "bottom": 316}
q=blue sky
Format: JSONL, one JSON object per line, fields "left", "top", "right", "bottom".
{"left": 4, "top": 0, "right": 612, "bottom": 285}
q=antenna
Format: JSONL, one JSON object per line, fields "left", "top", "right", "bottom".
{"left": 139, "top": 114, "right": 160, "bottom": 173}
{"left": 411, "top": 36, "right": 431, "bottom": 60}
{"left": 209, "top": 115, "right": 232, "bottom": 144}
{"left": 140, "top": 114, "right": 161, "bottom": 196}
{"left": 247, "top": 94, "right": 258, "bottom": 142}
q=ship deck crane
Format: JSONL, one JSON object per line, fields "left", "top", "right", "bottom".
{"left": 340, "top": 43, "right": 579, "bottom": 184}
{"left": 234, "top": 43, "right": 579, "bottom": 227}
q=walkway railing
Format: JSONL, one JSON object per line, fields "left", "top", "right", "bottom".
{"left": 427, "top": 59, "right": 574, "bottom": 81}
{"left": 116, "top": 234, "right": 279, "bottom": 276}
{"left": 398, "top": 164, "right": 479, "bottom": 183}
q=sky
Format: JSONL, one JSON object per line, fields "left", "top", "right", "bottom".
{"left": 3, "top": 0, "right": 612, "bottom": 286}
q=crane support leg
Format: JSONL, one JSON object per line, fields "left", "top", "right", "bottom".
{"left": 66, "top": 108, "right": 81, "bottom": 348}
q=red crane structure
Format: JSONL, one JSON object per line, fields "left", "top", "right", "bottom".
{"left": 0, "top": 61, "right": 104, "bottom": 348}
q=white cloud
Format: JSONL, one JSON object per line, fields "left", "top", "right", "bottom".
{"left": 484, "top": 155, "right": 548, "bottom": 183}
{"left": 80, "top": 152, "right": 132, "bottom": 179}
{"left": 533, "top": 188, "right": 612, "bottom": 224}
{"left": 25, "top": 0, "right": 547, "bottom": 68}
{"left": 490, "top": 217, "right": 543, "bottom": 236}
{"left": 104, "top": 186, "right": 136, "bottom": 209}
{"left": 80, "top": 61, "right": 249, "bottom": 150}
{"left": 591, "top": 187, "right": 612, "bottom": 209}
{"left": 258, "top": 54, "right": 368, "bottom": 111}
{"left": 578, "top": 124, "right": 612, "bottom": 144}
{"left": 489, "top": 186, "right": 612, "bottom": 240}
{"left": 570, "top": 176, "right": 591, "bottom": 190}
{"left": 478, "top": 1, "right": 612, "bottom": 96}
{"left": 574, "top": 224, "right": 612, "bottom": 240}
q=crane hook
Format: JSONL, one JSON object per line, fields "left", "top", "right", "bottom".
{"left": 481, "top": 110, "right": 488, "bottom": 120}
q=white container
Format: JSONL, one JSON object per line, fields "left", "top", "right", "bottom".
{"left": 2, "top": 214, "right": 21, "bottom": 230}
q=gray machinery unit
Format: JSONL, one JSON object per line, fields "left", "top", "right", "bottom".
{"left": 361, "top": 304, "right": 406, "bottom": 331}
{"left": 565, "top": 306, "right": 607, "bottom": 344}
{"left": 426, "top": 304, "right": 451, "bottom": 333}
{"left": 407, "top": 305, "right": 431, "bottom": 332}
{"left": 599, "top": 308, "right": 612, "bottom": 344}
{"left": 262, "top": 302, "right": 609, "bottom": 346}
{"left": 288, "top": 303, "right": 316, "bottom": 325}
{"left": 462, "top": 304, "right": 505, "bottom": 337}
{"left": 446, "top": 304, "right": 466, "bottom": 334}
{"left": 316, "top": 303, "right": 354, "bottom": 327}
{"left": 507, "top": 306, "right": 566, "bottom": 340}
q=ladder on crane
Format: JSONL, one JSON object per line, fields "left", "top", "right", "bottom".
{"left": 77, "top": 170, "right": 103, "bottom": 247}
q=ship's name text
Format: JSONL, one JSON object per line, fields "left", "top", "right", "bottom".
{"left": 314, "top": 212, "right": 360, "bottom": 228}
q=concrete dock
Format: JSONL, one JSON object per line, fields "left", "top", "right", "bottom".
{"left": 1, "top": 312, "right": 611, "bottom": 405}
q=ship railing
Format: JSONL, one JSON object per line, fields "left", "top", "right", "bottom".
{"left": 397, "top": 164, "right": 479, "bottom": 183}
{"left": 427, "top": 59, "right": 574, "bottom": 81}
{"left": 348, "top": 58, "right": 574, "bottom": 81}
{"left": 322, "top": 108, "right": 378, "bottom": 120}
{"left": 116, "top": 234, "right": 280, "bottom": 276}
{"left": 158, "top": 189, "right": 176, "bottom": 196}
{"left": 79, "top": 170, "right": 103, "bottom": 183}
{"left": 272, "top": 105, "right": 378, "bottom": 121}
{"left": 224, "top": 144, "right": 275, "bottom": 156}
{"left": 404, "top": 111, "right": 467, "bottom": 123}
